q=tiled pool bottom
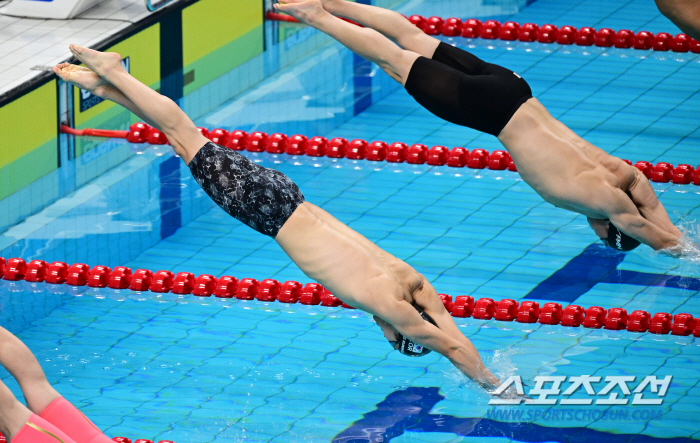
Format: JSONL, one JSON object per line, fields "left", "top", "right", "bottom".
{"left": 2, "top": 284, "right": 699, "bottom": 443}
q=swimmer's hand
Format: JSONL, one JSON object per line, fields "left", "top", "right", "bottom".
{"left": 661, "top": 236, "right": 700, "bottom": 259}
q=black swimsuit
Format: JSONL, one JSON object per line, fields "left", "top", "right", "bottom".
{"left": 188, "top": 142, "right": 305, "bottom": 237}
{"left": 405, "top": 42, "right": 533, "bottom": 137}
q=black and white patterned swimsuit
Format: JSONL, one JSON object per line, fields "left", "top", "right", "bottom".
{"left": 188, "top": 142, "right": 305, "bottom": 237}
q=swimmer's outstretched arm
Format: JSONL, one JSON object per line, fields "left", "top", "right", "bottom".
{"left": 373, "top": 298, "right": 500, "bottom": 389}
{"left": 275, "top": 0, "right": 419, "bottom": 85}
{"left": 626, "top": 169, "right": 682, "bottom": 241}
{"left": 601, "top": 188, "right": 680, "bottom": 251}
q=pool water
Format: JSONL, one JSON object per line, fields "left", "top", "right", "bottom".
{"left": 3, "top": 0, "right": 700, "bottom": 441}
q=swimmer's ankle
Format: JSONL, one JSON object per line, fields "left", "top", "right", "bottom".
{"left": 70, "top": 45, "right": 124, "bottom": 80}
{"left": 321, "top": 0, "right": 342, "bottom": 14}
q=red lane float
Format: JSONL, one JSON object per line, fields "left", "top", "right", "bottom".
{"left": 300, "top": 282, "right": 323, "bottom": 305}
{"left": 26, "top": 260, "right": 48, "bottom": 282}
{"left": 130, "top": 269, "right": 153, "bottom": 291}
{"left": 582, "top": 306, "right": 606, "bottom": 328}
{"left": 539, "top": 302, "right": 563, "bottom": 325}
{"left": 237, "top": 278, "right": 259, "bottom": 300}
{"left": 495, "top": 299, "right": 518, "bottom": 321}
{"left": 517, "top": 301, "right": 539, "bottom": 323}
{"left": 193, "top": 274, "right": 217, "bottom": 297}
{"left": 4, "top": 259, "right": 699, "bottom": 337}
{"left": 67, "top": 263, "right": 90, "bottom": 286}
{"left": 214, "top": 276, "right": 238, "bottom": 298}
{"left": 109, "top": 267, "right": 132, "bottom": 289}
{"left": 87, "top": 266, "right": 111, "bottom": 288}
{"left": 111, "top": 438, "right": 177, "bottom": 443}
{"left": 279, "top": 280, "right": 302, "bottom": 303}
{"left": 4, "top": 258, "right": 27, "bottom": 281}
{"left": 172, "top": 272, "right": 195, "bottom": 294}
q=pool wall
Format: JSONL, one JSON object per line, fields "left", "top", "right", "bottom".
{"left": 0, "top": 0, "right": 528, "bottom": 238}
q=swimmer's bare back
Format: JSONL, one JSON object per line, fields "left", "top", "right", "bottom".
{"left": 499, "top": 98, "right": 681, "bottom": 250}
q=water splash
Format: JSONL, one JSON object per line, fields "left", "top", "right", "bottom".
{"left": 438, "top": 345, "right": 524, "bottom": 404}
{"left": 489, "top": 346, "right": 520, "bottom": 383}
{"left": 657, "top": 219, "right": 700, "bottom": 266}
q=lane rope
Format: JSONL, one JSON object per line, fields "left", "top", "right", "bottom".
{"left": 2, "top": 257, "right": 698, "bottom": 337}
{"left": 61, "top": 124, "right": 700, "bottom": 185}
{"left": 265, "top": 11, "right": 700, "bottom": 54}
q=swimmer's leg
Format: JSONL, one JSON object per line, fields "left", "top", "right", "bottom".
{"left": 0, "top": 378, "right": 33, "bottom": 441}
{"left": 65, "top": 46, "right": 208, "bottom": 164}
{"left": 275, "top": 0, "right": 419, "bottom": 85}
{"left": 0, "top": 327, "right": 60, "bottom": 416}
{"left": 0, "top": 327, "right": 113, "bottom": 443}
{"left": 321, "top": 0, "right": 440, "bottom": 58}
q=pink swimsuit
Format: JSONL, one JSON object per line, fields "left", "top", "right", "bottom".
{"left": 39, "top": 397, "right": 114, "bottom": 443}
{"left": 12, "top": 414, "right": 77, "bottom": 443}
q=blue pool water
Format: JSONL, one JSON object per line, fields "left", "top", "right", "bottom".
{"left": 3, "top": 0, "right": 700, "bottom": 441}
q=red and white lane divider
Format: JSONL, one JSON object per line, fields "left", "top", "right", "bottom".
{"left": 2, "top": 257, "right": 699, "bottom": 337}
{"left": 61, "top": 124, "right": 700, "bottom": 186}
{"left": 266, "top": 11, "right": 700, "bottom": 54}
{"left": 112, "top": 438, "right": 173, "bottom": 443}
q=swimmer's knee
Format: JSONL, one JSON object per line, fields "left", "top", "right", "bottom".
{"left": 395, "top": 32, "right": 440, "bottom": 59}
{"left": 381, "top": 51, "right": 420, "bottom": 86}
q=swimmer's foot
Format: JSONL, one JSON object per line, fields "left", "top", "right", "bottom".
{"left": 68, "top": 44, "right": 124, "bottom": 80}
{"left": 274, "top": 0, "right": 328, "bottom": 26}
{"left": 52, "top": 63, "right": 115, "bottom": 98}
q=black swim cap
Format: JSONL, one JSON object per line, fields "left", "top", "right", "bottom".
{"left": 390, "top": 306, "right": 437, "bottom": 357}
{"left": 606, "top": 223, "right": 641, "bottom": 251}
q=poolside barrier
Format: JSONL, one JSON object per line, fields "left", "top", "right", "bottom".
{"left": 61, "top": 125, "right": 700, "bottom": 186}
{"left": 3, "top": 257, "right": 699, "bottom": 337}
{"left": 265, "top": 11, "right": 700, "bottom": 54}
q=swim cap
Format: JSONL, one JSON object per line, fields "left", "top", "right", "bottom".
{"left": 389, "top": 306, "right": 437, "bottom": 357}
{"left": 606, "top": 223, "right": 641, "bottom": 251}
